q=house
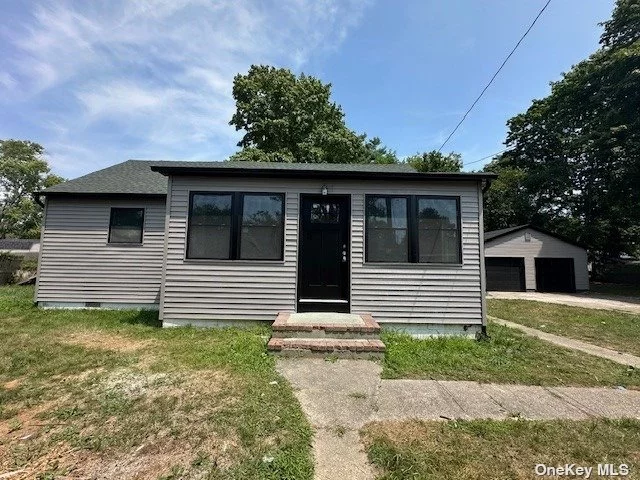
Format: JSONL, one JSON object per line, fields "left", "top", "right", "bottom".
{"left": 0, "top": 239, "right": 40, "bottom": 258}
{"left": 34, "top": 160, "right": 496, "bottom": 339}
{"left": 484, "top": 224, "right": 589, "bottom": 293}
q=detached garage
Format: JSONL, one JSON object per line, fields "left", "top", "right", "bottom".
{"left": 484, "top": 225, "right": 588, "bottom": 292}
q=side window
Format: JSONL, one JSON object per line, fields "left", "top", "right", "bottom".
{"left": 108, "top": 208, "right": 144, "bottom": 244}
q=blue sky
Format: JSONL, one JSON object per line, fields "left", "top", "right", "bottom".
{"left": 0, "top": 0, "right": 615, "bottom": 179}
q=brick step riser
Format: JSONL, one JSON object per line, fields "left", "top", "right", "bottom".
{"left": 270, "top": 349, "right": 384, "bottom": 359}
{"left": 271, "top": 330, "right": 380, "bottom": 340}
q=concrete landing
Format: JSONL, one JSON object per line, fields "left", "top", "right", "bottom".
{"left": 287, "top": 312, "right": 365, "bottom": 326}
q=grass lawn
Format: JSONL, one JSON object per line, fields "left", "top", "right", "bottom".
{"left": 488, "top": 299, "right": 640, "bottom": 356}
{"left": 381, "top": 323, "right": 640, "bottom": 387}
{"left": 362, "top": 419, "right": 640, "bottom": 480}
{"left": 590, "top": 283, "right": 640, "bottom": 298}
{"left": 0, "top": 286, "right": 313, "bottom": 479}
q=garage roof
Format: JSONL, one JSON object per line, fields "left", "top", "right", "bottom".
{"left": 485, "top": 224, "right": 586, "bottom": 249}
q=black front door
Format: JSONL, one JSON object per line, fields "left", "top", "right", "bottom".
{"left": 298, "top": 195, "right": 350, "bottom": 312}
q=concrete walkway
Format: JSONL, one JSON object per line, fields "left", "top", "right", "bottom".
{"left": 490, "top": 316, "right": 640, "bottom": 368}
{"left": 276, "top": 358, "right": 640, "bottom": 480}
{"left": 488, "top": 291, "right": 640, "bottom": 314}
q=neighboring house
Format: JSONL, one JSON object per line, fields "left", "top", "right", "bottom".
{"left": 35, "top": 160, "right": 496, "bottom": 336}
{"left": 0, "top": 239, "right": 40, "bottom": 258}
{"left": 484, "top": 224, "right": 589, "bottom": 292}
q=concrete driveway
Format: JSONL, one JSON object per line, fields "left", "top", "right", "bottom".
{"left": 487, "top": 291, "right": 640, "bottom": 314}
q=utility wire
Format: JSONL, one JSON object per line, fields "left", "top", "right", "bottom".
{"left": 464, "top": 148, "right": 512, "bottom": 167}
{"left": 437, "top": 0, "right": 552, "bottom": 152}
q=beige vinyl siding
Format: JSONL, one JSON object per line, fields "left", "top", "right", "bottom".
{"left": 36, "top": 196, "right": 165, "bottom": 306}
{"left": 485, "top": 228, "right": 589, "bottom": 290}
{"left": 162, "top": 176, "right": 483, "bottom": 326}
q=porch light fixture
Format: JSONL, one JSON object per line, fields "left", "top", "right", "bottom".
{"left": 321, "top": 185, "right": 328, "bottom": 196}
{"left": 525, "top": 232, "right": 531, "bottom": 242}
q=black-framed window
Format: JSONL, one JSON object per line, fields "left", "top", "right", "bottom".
{"left": 365, "top": 196, "right": 409, "bottom": 262}
{"left": 365, "top": 195, "right": 461, "bottom": 264}
{"left": 239, "top": 194, "right": 284, "bottom": 260}
{"left": 417, "top": 196, "right": 460, "bottom": 263}
{"left": 187, "top": 192, "right": 285, "bottom": 260}
{"left": 188, "top": 193, "right": 233, "bottom": 259}
{"left": 108, "top": 208, "right": 144, "bottom": 244}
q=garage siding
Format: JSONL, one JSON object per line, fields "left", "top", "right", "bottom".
{"left": 484, "top": 228, "right": 589, "bottom": 291}
{"left": 161, "top": 176, "right": 484, "bottom": 326}
{"left": 36, "top": 196, "right": 166, "bottom": 306}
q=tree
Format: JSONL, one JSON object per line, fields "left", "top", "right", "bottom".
{"left": 0, "top": 140, "right": 64, "bottom": 238}
{"left": 229, "top": 65, "right": 397, "bottom": 164}
{"left": 482, "top": 158, "right": 533, "bottom": 231}
{"left": 485, "top": 0, "right": 640, "bottom": 263}
{"left": 406, "top": 150, "right": 462, "bottom": 172}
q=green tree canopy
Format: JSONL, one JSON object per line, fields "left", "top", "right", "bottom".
{"left": 484, "top": 0, "right": 640, "bottom": 261}
{"left": 0, "top": 140, "right": 64, "bottom": 238}
{"left": 406, "top": 151, "right": 462, "bottom": 172}
{"left": 229, "top": 65, "right": 397, "bottom": 164}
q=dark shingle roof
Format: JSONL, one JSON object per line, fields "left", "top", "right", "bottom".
{"left": 0, "top": 239, "right": 38, "bottom": 250}
{"left": 40, "top": 160, "right": 168, "bottom": 196}
{"left": 150, "top": 160, "right": 417, "bottom": 173}
{"left": 485, "top": 225, "right": 530, "bottom": 241}
{"left": 40, "top": 159, "right": 496, "bottom": 197}
{"left": 485, "top": 224, "right": 586, "bottom": 249}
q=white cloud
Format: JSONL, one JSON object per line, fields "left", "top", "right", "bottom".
{"left": 0, "top": 73, "right": 17, "bottom": 90}
{"left": 2, "top": 0, "right": 371, "bottom": 177}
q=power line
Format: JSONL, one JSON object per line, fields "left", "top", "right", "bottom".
{"left": 464, "top": 148, "right": 512, "bottom": 167}
{"left": 437, "top": 0, "right": 552, "bottom": 152}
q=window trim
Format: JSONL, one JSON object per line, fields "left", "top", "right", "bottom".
{"left": 186, "top": 191, "right": 286, "bottom": 261}
{"left": 364, "top": 194, "right": 462, "bottom": 265}
{"left": 108, "top": 207, "right": 145, "bottom": 244}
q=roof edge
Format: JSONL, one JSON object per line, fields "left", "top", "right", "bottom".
{"left": 485, "top": 224, "right": 587, "bottom": 249}
{"left": 34, "top": 191, "right": 167, "bottom": 198}
{"left": 150, "top": 165, "right": 498, "bottom": 181}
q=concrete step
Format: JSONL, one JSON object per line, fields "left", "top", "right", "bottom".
{"left": 267, "top": 337, "right": 385, "bottom": 359}
{"left": 271, "top": 312, "right": 381, "bottom": 339}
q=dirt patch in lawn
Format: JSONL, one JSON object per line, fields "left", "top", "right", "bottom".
{"left": 3, "top": 378, "right": 22, "bottom": 390}
{"left": 0, "top": 368, "right": 241, "bottom": 479}
{"left": 61, "top": 331, "right": 155, "bottom": 353}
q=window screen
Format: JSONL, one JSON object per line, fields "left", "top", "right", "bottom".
{"left": 239, "top": 194, "right": 284, "bottom": 260}
{"left": 108, "top": 208, "right": 144, "bottom": 244}
{"left": 365, "top": 196, "right": 409, "bottom": 262}
{"left": 187, "top": 193, "right": 232, "bottom": 259}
